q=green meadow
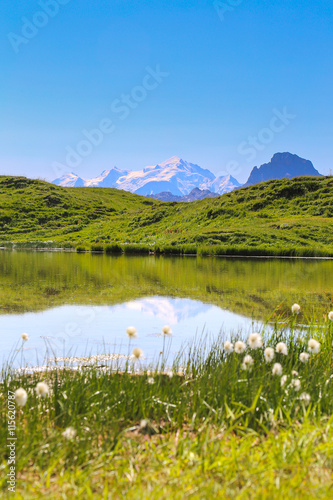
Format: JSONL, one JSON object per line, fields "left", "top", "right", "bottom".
{"left": 0, "top": 175, "right": 333, "bottom": 256}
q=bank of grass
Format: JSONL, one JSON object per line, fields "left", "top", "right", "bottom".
{"left": 1, "top": 313, "right": 333, "bottom": 498}
{"left": 0, "top": 175, "right": 333, "bottom": 257}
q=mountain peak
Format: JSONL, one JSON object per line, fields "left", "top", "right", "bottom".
{"left": 244, "top": 152, "right": 322, "bottom": 187}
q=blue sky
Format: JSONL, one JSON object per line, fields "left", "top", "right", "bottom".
{"left": 1, "top": 0, "right": 332, "bottom": 183}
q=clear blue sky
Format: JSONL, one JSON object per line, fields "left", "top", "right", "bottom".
{"left": 1, "top": 0, "right": 332, "bottom": 183}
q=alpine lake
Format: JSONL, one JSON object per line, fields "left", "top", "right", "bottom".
{"left": 0, "top": 250, "right": 332, "bottom": 369}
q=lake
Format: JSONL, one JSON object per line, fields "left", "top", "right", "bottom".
{"left": 0, "top": 251, "right": 332, "bottom": 368}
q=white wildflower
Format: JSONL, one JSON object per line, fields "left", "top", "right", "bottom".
{"left": 300, "top": 352, "right": 310, "bottom": 363}
{"left": 140, "top": 419, "right": 148, "bottom": 429}
{"left": 224, "top": 341, "right": 234, "bottom": 354}
{"left": 234, "top": 341, "right": 246, "bottom": 354}
{"left": 328, "top": 311, "right": 333, "bottom": 321}
{"left": 272, "top": 363, "right": 283, "bottom": 376}
{"left": 35, "top": 382, "right": 49, "bottom": 398}
{"left": 276, "top": 342, "right": 288, "bottom": 356}
{"left": 162, "top": 325, "right": 172, "bottom": 336}
{"left": 126, "top": 326, "right": 137, "bottom": 338}
{"left": 291, "top": 379, "right": 301, "bottom": 391}
{"left": 308, "top": 339, "right": 320, "bottom": 354}
{"left": 292, "top": 370, "right": 298, "bottom": 377}
{"left": 241, "top": 354, "right": 254, "bottom": 371}
{"left": 281, "top": 375, "right": 288, "bottom": 387}
{"left": 167, "top": 371, "right": 173, "bottom": 378}
{"left": 21, "top": 333, "right": 29, "bottom": 341}
{"left": 132, "top": 347, "right": 143, "bottom": 360}
{"left": 264, "top": 347, "right": 275, "bottom": 363}
{"left": 147, "top": 377, "right": 155, "bottom": 385}
{"left": 15, "top": 388, "right": 28, "bottom": 407}
{"left": 62, "top": 427, "right": 76, "bottom": 440}
{"left": 248, "top": 333, "right": 263, "bottom": 349}
{"left": 291, "top": 303, "right": 301, "bottom": 314}
{"left": 299, "top": 393, "right": 311, "bottom": 406}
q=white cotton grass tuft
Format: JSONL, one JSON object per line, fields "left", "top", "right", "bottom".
{"left": 241, "top": 355, "right": 254, "bottom": 371}
{"left": 300, "top": 393, "right": 311, "bottom": 406}
{"left": 308, "top": 339, "right": 320, "bottom": 354}
{"left": 234, "top": 341, "right": 246, "bottom": 354}
{"left": 21, "top": 333, "right": 29, "bottom": 341}
{"left": 132, "top": 347, "right": 143, "bottom": 360}
{"left": 300, "top": 352, "right": 310, "bottom": 363}
{"left": 292, "top": 370, "right": 298, "bottom": 377}
{"left": 15, "top": 388, "right": 28, "bottom": 407}
{"left": 275, "top": 342, "right": 288, "bottom": 356}
{"left": 162, "top": 325, "right": 172, "bottom": 336}
{"left": 167, "top": 371, "right": 173, "bottom": 379}
{"left": 224, "top": 341, "right": 234, "bottom": 354}
{"left": 328, "top": 311, "right": 333, "bottom": 321}
{"left": 62, "top": 427, "right": 76, "bottom": 440}
{"left": 281, "top": 375, "right": 288, "bottom": 387}
{"left": 35, "top": 382, "right": 49, "bottom": 398}
{"left": 248, "top": 333, "right": 263, "bottom": 349}
{"left": 291, "top": 379, "right": 301, "bottom": 391}
{"left": 291, "top": 303, "right": 301, "bottom": 314}
{"left": 264, "top": 347, "right": 275, "bottom": 363}
{"left": 126, "top": 326, "right": 137, "bottom": 338}
{"left": 272, "top": 363, "right": 283, "bottom": 376}
{"left": 147, "top": 377, "right": 155, "bottom": 385}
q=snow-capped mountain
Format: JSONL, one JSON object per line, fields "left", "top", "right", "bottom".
{"left": 205, "top": 174, "right": 242, "bottom": 194}
{"left": 53, "top": 173, "right": 85, "bottom": 187}
{"left": 52, "top": 156, "right": 239, "bottom": 196}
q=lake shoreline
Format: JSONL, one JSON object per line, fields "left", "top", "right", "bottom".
{"left": 1, "top": 245, "right": 333, "bottom": 260}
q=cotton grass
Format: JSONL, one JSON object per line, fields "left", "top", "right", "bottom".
{"left": 21, "top": 333, "right": 29, "bottom": 341}
{"left": 62, "top": 427, "right": 77, "bottom": 440}
{"left": 241, "top": 355, "right": 254, "bottom": 371}
{"left": 126, "top": 326, "right": 137, "bottom": 338}
{"left": 276, "top": 342, "right": 288, "bottom": 356}
{"left": 300, "top": 352, "right": 310, "bottom": 363}
{"left": 291, "top": 303, "right": 301, "bottom": 314}
{"left": 264, "top": 347, "right": 275, "bottom": 363}
{"left": 248, "top": 333, "right": 263, "bottom": 349}
{"left": 308, "top": 339, "right": 320, "bottom": 354}
{"left": 272, "top": 363, "right": 283, "bottom": 376}
{"left": 224, "top": 341, "right": 233, "bottom": 354}
{"left": 132, "top": 347, "right": 143, "bottom": 360}
{"left": 35, "top": 382, "right": 49, "bottom": 398}
{"left": 15, "top": 388, "right": 28, "bottom": 407}
{"left": 234, "top": 341, "right": 246, "bottom": 354}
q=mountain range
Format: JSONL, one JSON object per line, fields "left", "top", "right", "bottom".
{"left": 53, "top": 153, "right": 322, "bottom": 199}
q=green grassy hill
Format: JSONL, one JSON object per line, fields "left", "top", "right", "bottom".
{"left": 0, "top": 175, "right": 332, "bottom": 256}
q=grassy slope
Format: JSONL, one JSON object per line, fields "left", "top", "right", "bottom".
{"left": 0, "top": 175, "right": 333, "bottom": 255}
{"left": 1, "top": 322, "right": 333, "bottom": 498}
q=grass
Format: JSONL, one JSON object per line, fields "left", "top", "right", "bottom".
{"left": 0, "top": 175, "right": 333, "bottom": 256}
{"left": 1, "top": 312, "right": 333, "bottom": 498}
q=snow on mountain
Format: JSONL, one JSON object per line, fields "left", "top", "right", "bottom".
{"left": 116, "top": 156, "right": 216, "bottom": 196}
{"left": 85, "top": 167, "right": 129, "bottom": 187}
{"left": 206, "top": 174, "right": 242, "bottom": 194}
{"left": 53, "top": 173, "right": 85, "bottom": 187}
{"left": 52, "top": 156, "right": 239, "bottom": 196}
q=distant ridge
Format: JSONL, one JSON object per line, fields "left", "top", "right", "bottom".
{"left": 243, "top": 153, "right": 322, "bottom": 187}
{"left": 149, "top": 187, "right": 220, "bottom": 202}
{"left": 53, "top": 156, "right": 241, "bottom": 196}
{"left": 52, "top": 153, "right": 322, "bottom": 198}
